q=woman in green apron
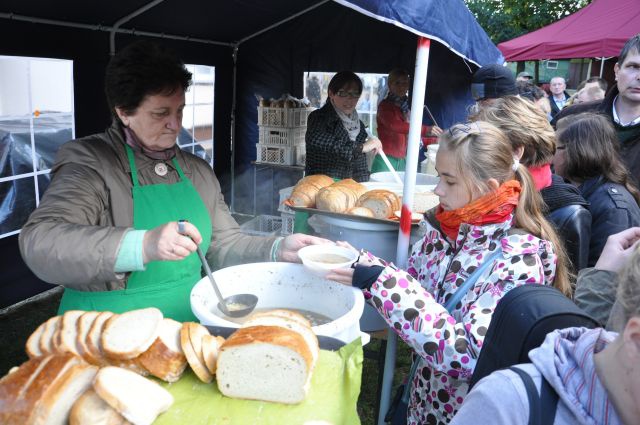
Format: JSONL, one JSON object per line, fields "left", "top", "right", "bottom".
{"left": 19, "top": 40, "right": 328, "bottom": 322}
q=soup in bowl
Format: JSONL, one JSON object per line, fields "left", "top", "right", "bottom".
{"left": 297, "top": 244, "right": 358, "bottom": 277}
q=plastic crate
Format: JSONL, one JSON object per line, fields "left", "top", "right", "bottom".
{"left": 280, "top": 212, "right": 295, "bottom": 235}
{"left": 256, "top": 143, "right": 305, "bottom": 166}
{"left": 257, "top": 106, "right": 313, "bottom": 127}
{"left": 240, "top": 215, "right": 282, "bottom": 236}
{"left": 278, "top": 186, "right": 295, "bottom": 213}
{"left": 258, "top": 126, "right": 306, "bottom": 146}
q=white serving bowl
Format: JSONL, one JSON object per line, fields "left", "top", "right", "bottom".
{"left": 190, "top": 262, "right": 367, "bottom": 344}
{"left": 297, "top": 244, "right": 358, "bottom": 277}
{"left": 369, "top": 171, "right": 439, "bottom": 186}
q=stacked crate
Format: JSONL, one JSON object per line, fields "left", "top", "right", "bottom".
{"left": 256, "top": 105, "right": 312, "bottom": 166}
{"left": 278, "top": 186, "right": 295, "bottom": 235}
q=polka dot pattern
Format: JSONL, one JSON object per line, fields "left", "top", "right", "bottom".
{"left": 365, "top": 215, "right": 558, "bottom": 424}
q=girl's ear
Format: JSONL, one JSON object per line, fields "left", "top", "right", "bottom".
{"left": 514, "top": 145, "right": 525, "bottom": 160}
{"left": 487, "top": 178, "right": 500, "bottom": 191}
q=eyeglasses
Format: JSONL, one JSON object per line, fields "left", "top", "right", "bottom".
{"left": 336, "top": 90, "right": 361, "bottom": 99}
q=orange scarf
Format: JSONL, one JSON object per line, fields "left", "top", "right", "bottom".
{"left": 435, "top": 180, "right": 521, "bottom": 241}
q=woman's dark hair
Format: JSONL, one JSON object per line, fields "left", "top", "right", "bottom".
{"left": 327, "top": 71, "right": 363, "bottom": 95}
{"left": 558, "top": 113, "right": 640, "bottom": 204}
{"left": 105, "top": 40, "right": 192, "bottom": 119}
{"left": 516, "top": 81, "right": 546, "bottom": 102}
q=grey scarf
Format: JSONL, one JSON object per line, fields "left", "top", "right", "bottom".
{"left": 330, "top": 99, "right": 361, "bottom": 141}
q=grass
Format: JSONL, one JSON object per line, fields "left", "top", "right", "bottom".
{"left": 357, "top": 335, "right": 413, "bottom": 425}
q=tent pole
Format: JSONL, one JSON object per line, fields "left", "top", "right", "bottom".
{"left": 377, "top": 36, "right": 432, "bottom": 425}
{"left": 230, "top": 45, "right": 239, "bottom": 213}
{"left": 599, "top": 57, "right": 605, "bottom": 78}
{"left": 109, "top": 0, "right": 167, "bottom": 55}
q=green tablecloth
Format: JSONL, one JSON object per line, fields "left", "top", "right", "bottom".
{"left": 155, "top": 339, "right": 363, "bottom": 425}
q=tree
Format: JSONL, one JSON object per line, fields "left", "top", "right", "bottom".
{"left": 465, "top": 0, "right": 592, "bottom": 44}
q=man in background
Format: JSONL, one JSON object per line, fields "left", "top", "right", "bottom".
{"left": 549, "top": 76, "right": 570, "bottom": 119}
{"left": 516, "top": 71, "right": 533, "bottom": 82}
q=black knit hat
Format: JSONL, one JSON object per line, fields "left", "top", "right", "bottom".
{"left": 471, "top": 64, "right": 517, "bottom": 100}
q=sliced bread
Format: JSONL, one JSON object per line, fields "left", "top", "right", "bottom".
{"left": 93, "top": 367, "right": 173, "bottom": 425}
{"left": 85, "top": 312, "right": 114, "bottom": 366}
{"left": 56, "top": 310, "right": 86, "bottom": 355}
{"left": 180, "top": 322, "right": 212, "bottom": 383}
{"left": 70, "top": 389, "right": 131, "bottom": 425}
{"left": 75, "top": 311, "right": 100, "bottom": 363}
{"left": 25, "top": 321, "right": 47, "bottom": 359}
{"left": 39, "top": 316, "right": 61, "bottom": 355}
{"left": 102, "top": 308, "right": 163, "bottom": 360}
{"left": 216, "top": 326, "right": 316, "bottom": 404}
{"left": 201, "top": 334, "right": 224, "bottom": 375}
{"left": 137, "top": 318, "right": 187, "bottom": 382}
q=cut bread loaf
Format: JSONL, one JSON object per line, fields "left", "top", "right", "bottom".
{"left": 85, "top": 312, "right": 114, "bottom": 366}
{"left": 288, "top": 175, "right": 334, "bottom": 207}
{"left": 39, "top": 316, "right": 61, "bottom": 355}
{"left": 216, "top": 326, "right": 317, "bottom": 404}
{"left": 316, "top": 179, "right": 367, "bottom": 213}
{"left": 356, "top": 189, "right": 400, "bottom": 219}
{"left": 201, "top": 334, "right": 224, "bottom": 375}
{"left": 102, "top": 308, "right": 163, "bottom": 360}
{"left": 93, "top": 367, "right": 173, "bottom": 425}
{"left": 56, "top": 310, "right": 85, "bottom": 355}
{"left": 241, "top": 314, "right": 319, "bottom": 362}
{"left": 70, "top": 389, "right": 131, "bottom": 425}
{"left": 25, "top": 321, "right": 47, "bottom": 359}
{"left": 137, "top": 318, "right": 187, "bottom": 382}
{"left": 180, "top": 322, "right": 213, "bottom": 383}
{"left": 75, "top": 311, "right": 100, "bottom": 363}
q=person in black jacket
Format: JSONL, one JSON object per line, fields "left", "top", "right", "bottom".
{"left": 554, "top": 112, "right": 640, "bottom": 266}
{"left": 473, "top": 95, "right": 591, "bottom": 272}
{"left": 304, "top": 71, "right": 381, "bottom": 182}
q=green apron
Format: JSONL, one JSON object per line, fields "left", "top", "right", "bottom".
{"left": 58, "top": 145, "right": 212, "bottom": 322}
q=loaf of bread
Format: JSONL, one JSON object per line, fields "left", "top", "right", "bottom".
{"left": 347, "top": 206, "right": 374, "bottom": 217}
{"left": 288, "top": 174, "right": 334, "bottom": 207}
{"left": 102, "top": 308, "right": 163, "bottom": 360}
{"left": 356, "top": 189, "right": 401, "bottom": 219}
{"left": 93, "top": 366, "right": 173, "bottom": 425}
{"left": 316, "top": 179, "right": 367, "bottom": 213}
{"left": 0, "top": 354, "right": 97, "bottom": 425}
{"left": 216, "top": 325, "right": 317, "bottom": 404}
{"left": 70, "top": 389, "right": 131, "bottom": 425}
{"left": 137, "top": 318, "right": 187, "bottom": 383}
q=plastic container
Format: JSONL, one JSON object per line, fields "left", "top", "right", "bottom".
{"left": 239, "top": 215, "right": 282, "bottom": 236}
{"left": 280, "top": 212, "right": 295, "bottom": 235}
{"left": 257, "top": 106, "right": 313, "bottom": 127}
{"left": 297, "top": 244, "right": 358, "bottom": 277}
{"left": 256, "top": 143, "right": 305, "bottom": 166}
{"left": 258, "top": 126, "right": 306, "bottom": 146}
{"left": 190, "top": 262, "right": 367, "bottom": 344}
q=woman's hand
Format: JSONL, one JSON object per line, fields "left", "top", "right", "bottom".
{"left": 363, "top": 136, "right": 382, "bottom": 154}
{"left": 325, "top": 267, "right": 355, "bottom": 285}
{"left": 142, "top": 221, "right": 202, "bottom": 263}
{"left": 430, "top": 125, "right": 443, "bottom": 136}
{"left": 595, "top": 227, "right": 640, "bottom": 272}
{"left": 277, "top": 233, "right": 332, "bottom": 263}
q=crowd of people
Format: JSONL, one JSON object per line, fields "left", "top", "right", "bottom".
{"left": 18, "top": 28, "right": 640, "bottom": 425}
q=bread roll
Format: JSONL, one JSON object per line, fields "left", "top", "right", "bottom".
{"left": 356, "top": 189, "right": 400, "bottom": 219}
{"left": 288, "top": 175, "right": 334, "bottom": 207}
{"left": 216, "top": 326, "right": 317, "bottom": 404}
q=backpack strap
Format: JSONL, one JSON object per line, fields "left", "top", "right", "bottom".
{"left": 443, "top": 248, "right": 503, "bottom": 313}
{"left": 510, "top": 366, "right": 558, "bottom": 425}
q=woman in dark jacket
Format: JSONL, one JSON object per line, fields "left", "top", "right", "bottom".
{"left": 554, "top": 112, "right": 640, "bottom": 266}
{"left": 304, "top": 71, "right": 381, "bottom": 182}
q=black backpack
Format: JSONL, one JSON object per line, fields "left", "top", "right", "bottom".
{"left": 469, "top": 284, "right": 600, "bottom": 390}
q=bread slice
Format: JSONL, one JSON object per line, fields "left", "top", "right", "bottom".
{"left": 85, "top": 312, "right": 114, "bottom": 366}
{"left": 180, "top": 322, "right": 212, "bottom": 383}
{"left": 93, "top": 367, "right": 173, "bottom": 425}
{"left": 39, "top": 316, "right": 61, "bottom": 355}
{"left": 70, "top": 390, "right": 131, "bottom": 425}
{"left": 357, "top": 189, "right": 401, "bottom": 219}
{"left": 56, "top": 310, "right": 86, "bottom": 355}
{"left": 75, "top": 311, "right": 100, "bottom": 363}
{"left": 201, "top": 334, "right": 224, "bottom": 375}
{"left": 241, "top": 315, "right": 319, "bottom": 362}
{"left": 25, "top": 321, "right": 47, "bottom": 359}
{"left": 137, "top": 318, "right": 187, "bottom": 382}
{"left": 102, "top": 308, "right": 163, "bottom": 360}
{"left": 216, "top": 326, "right": 315, "bottom": 404}
{"left": 30, "top": 361, "right": 98, "bottom": 425}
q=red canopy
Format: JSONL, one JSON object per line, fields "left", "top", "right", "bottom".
{"left": 498, "top": 0, "right": 640, "bottom": 61}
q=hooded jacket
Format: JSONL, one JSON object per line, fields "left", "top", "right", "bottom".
{"left": 450, "top": 327, "right": 621, "bottom": 425}
{"left": 362, "top": 211, "right": 558, "bottom": 424}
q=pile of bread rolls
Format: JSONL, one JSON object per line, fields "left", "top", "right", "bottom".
{"left": 1, "top": 308, "right": 319, "bottom": 424}
{"left": 286, "top": 175, "right": 401, "bottom": 219}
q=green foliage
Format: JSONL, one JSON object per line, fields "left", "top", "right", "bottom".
{"left": 465, "top": 0, "right": 592, "bottom": 44}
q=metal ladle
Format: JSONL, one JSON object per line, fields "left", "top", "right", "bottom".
{"left": 178, "top": 220, "right": 258, "bottom": 318}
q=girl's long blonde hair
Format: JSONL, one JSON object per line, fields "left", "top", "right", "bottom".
{"left": 438, "top": 122, "right": 571, "bottom": 296}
